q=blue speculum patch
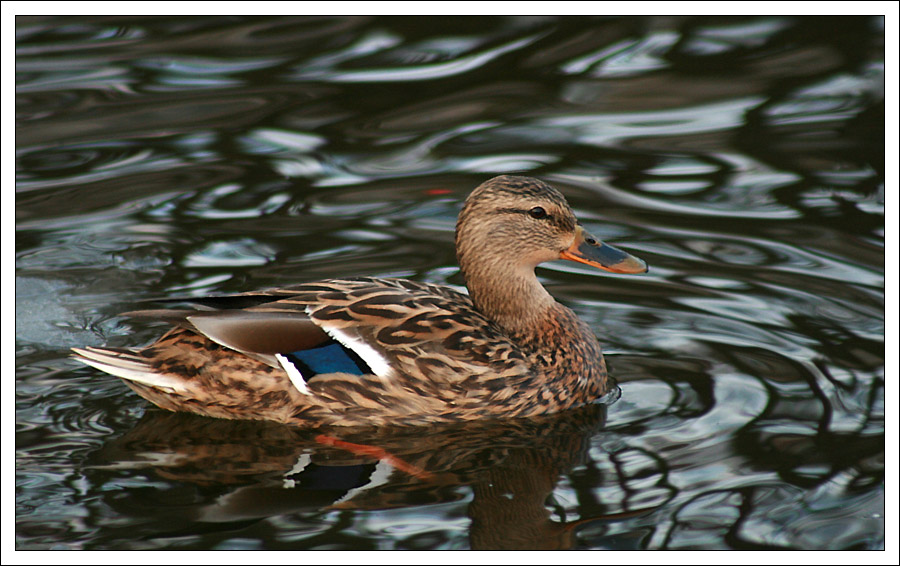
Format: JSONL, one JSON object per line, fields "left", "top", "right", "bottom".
{"left": 285, "top": 340, "right": 370, "bottom": 378}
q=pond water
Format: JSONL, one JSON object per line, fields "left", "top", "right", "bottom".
{"left": 14, "top": 15, "right": 885, "bottom": 551}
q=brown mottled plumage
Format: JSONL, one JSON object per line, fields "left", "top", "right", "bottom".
{"left": 72, "top": 175, "right": 647, "bottom": 427}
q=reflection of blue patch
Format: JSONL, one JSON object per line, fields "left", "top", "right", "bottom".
{"left": 288, "top": 462, "right": 376, "bottom": 491}
{"left": 285, "top": 340, "right": 369, "bottom": 378}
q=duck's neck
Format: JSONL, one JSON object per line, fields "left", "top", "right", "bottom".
{"left": 462, "top": 260, "right": 557, "bottom": 338}
{"left": 460, "top": 252, "right": 609, "bottom": 397}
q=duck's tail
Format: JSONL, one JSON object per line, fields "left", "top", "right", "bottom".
{"left": 71, "top": 347, "right": 188, "bottom": 392}
{"left": 71, "top": 338, "right": 318, "bottom": 424}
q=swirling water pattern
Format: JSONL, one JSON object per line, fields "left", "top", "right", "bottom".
{"left": 15, "top": 16, "right": 884, "bottom": 550}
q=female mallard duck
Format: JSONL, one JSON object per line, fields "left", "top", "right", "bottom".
{"left": 72, "top": 175, "right": 647, "bottom": 427}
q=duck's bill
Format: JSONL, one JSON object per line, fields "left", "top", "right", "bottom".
{"left": 560, "top": 226, "right": 648, "bottom": 274}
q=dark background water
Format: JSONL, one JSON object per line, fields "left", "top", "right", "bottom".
{"left": 15, "top": 15, "right": 885, "bottom": 550}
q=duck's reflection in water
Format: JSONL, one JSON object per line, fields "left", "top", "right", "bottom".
{"left": 87, "top": 403, "right": 659, "bottom": 549}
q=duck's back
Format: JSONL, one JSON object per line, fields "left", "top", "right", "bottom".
{"left": 73, "top": 277, "right": 556, "bottom": 427}
{"left": 261, "top": 277, "right": 536, "bottom": 385}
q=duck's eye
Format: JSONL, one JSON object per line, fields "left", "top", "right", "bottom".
{"left": 529, "top": 206, "right": 548, "bottom": 219}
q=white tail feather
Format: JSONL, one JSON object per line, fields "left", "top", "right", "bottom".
{"left": 71, "top": 347, "right": 187, "bottom": 392}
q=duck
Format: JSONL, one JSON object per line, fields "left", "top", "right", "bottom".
{"left": 72, "top": 175, "right": 647, "bottom": 428}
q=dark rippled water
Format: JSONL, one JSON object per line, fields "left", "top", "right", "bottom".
{"left": 15, "top": 15, "right": 885, "bottom": 550}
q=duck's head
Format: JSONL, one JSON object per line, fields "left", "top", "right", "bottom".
{"left": 455, "top": 175, "right": 647, "bottom": 283}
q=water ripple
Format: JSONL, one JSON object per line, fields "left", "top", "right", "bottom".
{"left": 293, "top": 31, "right": 546, "bottom": 82}
{"left": 14, "top": 15, "right": 884, "bottom": 551}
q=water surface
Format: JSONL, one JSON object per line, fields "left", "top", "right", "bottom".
{"left": 15, "top": 15, "right": 885, "bottom": 550}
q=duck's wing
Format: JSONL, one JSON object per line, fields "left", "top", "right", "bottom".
{"left": 71, "top": 277, "right": 538, "bottom": 425}
{"left": 116, "top": 277, "right": 533, "bottom": 386}
{"left": 242, "top": 277, "right": 534, "bottom": 385}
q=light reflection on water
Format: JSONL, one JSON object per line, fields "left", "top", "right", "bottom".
{"left": 15, "top": 15, "right": 884, "bottom": 550}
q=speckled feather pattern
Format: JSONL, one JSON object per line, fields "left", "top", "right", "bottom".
{"left": 111, "top": 277, "right": 608, "bottom": 427}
